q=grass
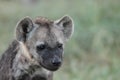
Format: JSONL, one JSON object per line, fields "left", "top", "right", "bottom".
{"left": 0, "top": 0, "right": 120, "bottom": 80}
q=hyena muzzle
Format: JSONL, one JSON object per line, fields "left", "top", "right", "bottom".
{"left": 0, "top": 15, "right": 74, "bottom": 80}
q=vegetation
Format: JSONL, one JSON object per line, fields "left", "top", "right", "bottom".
{"left": 0, "top": 0, "right": 120, "bottom": 80}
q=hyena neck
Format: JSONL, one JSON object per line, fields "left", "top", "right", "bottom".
{"left": 12, "top": 42, "right": 39, "bottom": 77}
{"left": 12, "top": 41, "right": 52, "bottom": 79}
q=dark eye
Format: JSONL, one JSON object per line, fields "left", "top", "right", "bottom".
{"left": 57, "top": 43, "right": 63, "bottom": 49}
{"left": 36, "top": 44, "right": 46, "bottom": 51}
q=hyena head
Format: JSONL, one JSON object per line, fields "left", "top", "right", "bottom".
{"left": 15, "top": 16, "right": 74, "bottom": 71}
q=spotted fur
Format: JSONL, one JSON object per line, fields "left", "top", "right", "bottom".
{"left": 0, "top": 15, "right": 74, "bottom": 80}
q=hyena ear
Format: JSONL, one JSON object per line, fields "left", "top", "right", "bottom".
{"left": 55, "top": 15, "right": 74, "bottom": 41}
{"left": 16, "top": 16, "right": 34, "bottom": 42}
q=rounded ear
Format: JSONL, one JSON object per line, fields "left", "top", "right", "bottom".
{"left": 16, "top": 16, "right": 34, "bottom": 42}
{"left": 55, "top": 15, "right": 74, "bottom": 41}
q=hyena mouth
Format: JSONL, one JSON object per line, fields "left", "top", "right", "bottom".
{"left": 42, "top": 64, "right": 60, "bottom": 71}
{"left": 39, "top": 61, "right": 61, "bottom": 71}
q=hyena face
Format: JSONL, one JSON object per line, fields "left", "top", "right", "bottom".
{"left": 15, "top": 16, "right": 74, "bottom": 71}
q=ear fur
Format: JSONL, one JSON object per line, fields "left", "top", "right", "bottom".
{"left": 16, "top": 16, "right": 33, "bottom": 42}
{"left": 55, "top": 15, "right": 74, "bottom": 41}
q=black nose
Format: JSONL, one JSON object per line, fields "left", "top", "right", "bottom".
{"left": 52, "top": 57, "right": 61, "bottom": 66}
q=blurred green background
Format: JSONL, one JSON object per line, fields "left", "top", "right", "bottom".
{"left": 0, "top": 0, "right": 120, "bottom": 80}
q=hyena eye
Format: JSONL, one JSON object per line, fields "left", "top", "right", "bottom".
{"left": 57, "top": 43, "right": 63, "bottom": 49}
{"left": 36, "top": 44, "right": 46, "bottom": 51}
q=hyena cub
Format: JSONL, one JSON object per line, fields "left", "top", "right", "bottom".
{"left": 0, "top": 15, "right": 74, "bottom": 80}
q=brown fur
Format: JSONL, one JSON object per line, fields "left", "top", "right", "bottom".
{"left": 34, "top": 16, "right": 53, "bottom": 25}
{"left": 0, "top": 40, "right": 19, "bottom": 80}
{"left": 0, "top": 15, "right": 74, "bottom": 80}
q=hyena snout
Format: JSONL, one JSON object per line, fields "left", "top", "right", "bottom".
{"left": 35, "top": 42, "right": 63, "bottom": 71}
{"left": 45, "top": 55, "right": 62, "bottom": 71}
{"left": 39, "top": 48, "right": 63, "bottom": 71}
{"left": 51, "top": 56, "right": 62, "bottom": 67}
